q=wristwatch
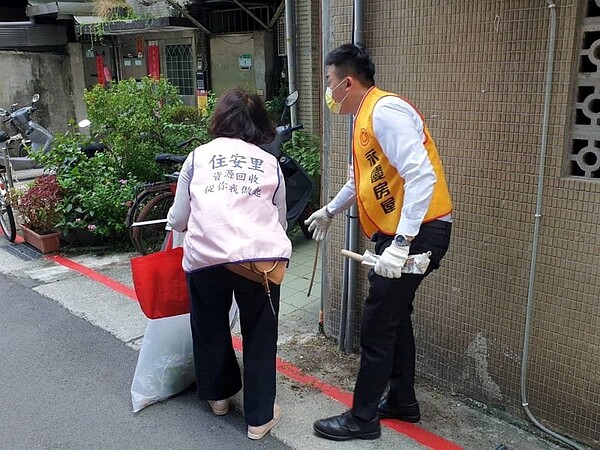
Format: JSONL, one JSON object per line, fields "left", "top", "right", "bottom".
{"left": 393, "top": 234, "right": 410, "bottom": 247}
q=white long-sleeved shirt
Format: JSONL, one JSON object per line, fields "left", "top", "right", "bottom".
{"left": 326, "top": 95, "right": 450, "bottom": 237}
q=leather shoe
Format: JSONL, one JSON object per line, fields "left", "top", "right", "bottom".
{"left": 377, "top": 398, "right": 420, "bottom": 423}
{"left": 247, "top": 403, "right": 281, "bottom": 440}
{"left": 313, "top": 411, "right": 381, "bottom": 441}
{"left": 208, "top": 399, "right": 229, "bottom": 416}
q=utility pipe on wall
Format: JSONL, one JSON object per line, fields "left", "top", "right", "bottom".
{"left": 520, "top": 2, "right": 583, "bottom": 449}
{"left": 341, "top": 0, "right": 364, "bottom": 353}
{"left": 284, "top": 0, "right": 298, "bottom": 126}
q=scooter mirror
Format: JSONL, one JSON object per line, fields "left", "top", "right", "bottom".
{"left": 32, "top": 94, "right": 40, "bottom": 103}
{"left": 285, "top": 90, "right": 299, "bottom": 107}
{"left": 78, "top": 119, "right": 91, "bottom": 128}
{"left": 0, "top": 108, "right": 6, "bottom": 116}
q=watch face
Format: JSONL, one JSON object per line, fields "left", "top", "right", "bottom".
{"left": 394, "top": 235, "right": 409, "bottom": 246}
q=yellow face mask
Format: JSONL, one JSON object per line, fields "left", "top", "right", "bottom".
{"left": 325, "top": 78, "right": 349, "bottom": 114}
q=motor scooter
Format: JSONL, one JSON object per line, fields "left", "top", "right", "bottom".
{"left": 260, "top": 91, "right": 315, "bottom": 236}
{"left": 0, "top": 94, "right": 53, "bottom": 171}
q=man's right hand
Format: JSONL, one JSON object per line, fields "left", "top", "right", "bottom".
{"left": 304, "top": 206, "right": 333, "bottom": 241}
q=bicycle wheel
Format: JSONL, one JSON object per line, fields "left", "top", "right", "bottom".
{"left": 131, "top": 191, "right": 174, "bottom": 255}
{"left": 0, "top": 172, "right": 17, "bottom": 242}
{"left": 126, "top": 183, "right": 171, "bottom": 246}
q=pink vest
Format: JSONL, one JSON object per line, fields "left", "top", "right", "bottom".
{"left": 182, "top": 137, "right": 292, "bottom": 273}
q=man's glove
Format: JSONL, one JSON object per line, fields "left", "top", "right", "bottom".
{"left": 374, "top": 242, "right": 410, "bottom": 278}
{"left": 304, "top": 206, "right": 333, "bottom": 241}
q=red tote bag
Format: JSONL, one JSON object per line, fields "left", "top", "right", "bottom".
{"left": 130, "top": 233, "right": 190, "bottom": 319}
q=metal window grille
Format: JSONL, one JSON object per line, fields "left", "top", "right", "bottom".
{"left": 165, "top": 44, "right": 194, "bottom": 96}
{"left": 277, "top": 14, "right": 286, "bottom": 56}
{"left": 570, "top": 0, "right": 600, "bottom": 179}
{"left": 209, "top": 6, "right": 270, "bottom": 33}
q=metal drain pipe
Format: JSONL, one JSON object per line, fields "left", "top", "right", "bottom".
{"left": 520, "top": 2, "right": 584, "bottom": 449}
{"left": 340, "top": 0, "right": 364, "bottom": 353}
{"left": 284, "top": 0, "right": 298, "bottom": 126}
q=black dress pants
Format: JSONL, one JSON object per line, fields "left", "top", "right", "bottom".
{"left": 187, "top": 265, "right": 280, "bottom": 426}
{"left": 351, "top": 220, "right": 452, "bottom": 421}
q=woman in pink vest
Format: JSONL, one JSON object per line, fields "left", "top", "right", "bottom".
{"left": 167, "top": 87, "right": 291, "bottom": 440}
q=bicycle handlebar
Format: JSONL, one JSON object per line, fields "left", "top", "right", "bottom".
{"left": 176, "top": 136, "right": 202, "bottom": 149}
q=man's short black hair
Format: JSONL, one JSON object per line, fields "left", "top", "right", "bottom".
{"left": 209, "top": 87, "right": 276, "bottom": 146}
{"left": 325, "top": 44, "right": 375, "bottom": 87}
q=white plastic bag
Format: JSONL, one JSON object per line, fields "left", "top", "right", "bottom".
{"left": 131, "top": 302, "right": 239, "bottom": 412}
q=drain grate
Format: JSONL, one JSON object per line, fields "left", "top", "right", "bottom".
{"left": 0, "top": 242, "right": 43, "bottom": 261}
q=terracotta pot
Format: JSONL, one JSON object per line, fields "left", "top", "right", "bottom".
{"left": 20, "top": 225, "right": 61, "bottom": 254}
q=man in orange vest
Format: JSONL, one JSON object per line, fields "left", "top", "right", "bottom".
{"left": 305, "top": 43, "right": 453, "bottom": 441}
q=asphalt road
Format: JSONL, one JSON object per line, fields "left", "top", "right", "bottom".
{"left": 0, "top": 271, "right": 292, "bottom": 450}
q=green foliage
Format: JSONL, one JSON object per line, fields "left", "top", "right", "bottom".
{"left": 265, "top": 82, "right": 288, "bottom": 124}
{"left": 32, "top": 122, "right": 139, "bottom": 240}
{"left": 12, "top": 175, "right": 63, "bottom": 235}
{"left": 282, "top": 131, "right": 321, "bottom": 179}
{"left": 84, "top": 76, "right": 211, "bottom": 182}
{"left": 282, "top": 131, "right": 321, "bottom": 208}
{"left": 29, "top": 77, "right": 215, "bottom": 245}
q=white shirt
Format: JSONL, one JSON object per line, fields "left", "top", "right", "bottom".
{"left": 327, "top": 95, "right": 451, "bottom": 237}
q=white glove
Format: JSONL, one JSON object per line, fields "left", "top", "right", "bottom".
{"left": 374, "top": 243, "right": 410, "bottom": 278}
{"left": 304, "top": 206, "right": 333, "bottom": 241}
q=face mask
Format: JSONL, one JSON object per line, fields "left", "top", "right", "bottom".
{"left": 325, "top": 78, "right": 349, "bottom": 114}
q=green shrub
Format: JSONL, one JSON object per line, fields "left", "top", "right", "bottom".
{"left": 32, "top": 123, "right": 139, "bottom": 240}
{"left": 281, "top": 131, "right": 321, "bottom": 179}
{"left": 84, "top": 76, "right": 212, "bottom": 182}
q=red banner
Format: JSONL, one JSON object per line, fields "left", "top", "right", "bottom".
{"left": 96, "top": 55, "right": 105, "bottom": 86}
{"left": 147, "top": 43, "right": 160, "bottom": 78}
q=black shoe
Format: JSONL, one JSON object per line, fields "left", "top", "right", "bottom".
{"left": 377, "top": 398, "right": 421, "bottom": 423}
{"left": 313, "top": 411, "right": 381, "bottom": 441}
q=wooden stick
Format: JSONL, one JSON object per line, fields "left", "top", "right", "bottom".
{"left": 307, "top": 240, "right": 320, "bottom": 297}
{"left": 341, "top": 249, "right": 364, "bottom": 262}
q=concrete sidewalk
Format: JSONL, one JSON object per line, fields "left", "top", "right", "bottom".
{"left": 0, "top": 232, "right": 577, "bottom": 450}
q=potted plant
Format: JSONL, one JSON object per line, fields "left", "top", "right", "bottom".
{"left": 13, "top": 175, "right": 63, "bottom": 254}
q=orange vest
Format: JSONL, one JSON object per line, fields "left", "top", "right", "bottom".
{"left": 353, "top": 87, "right": 452, "bottom": 237}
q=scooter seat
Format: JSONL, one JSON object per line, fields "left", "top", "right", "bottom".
{"left": 82, "top": 142, "right": 105, "bottom": 157}
{"left": 155, "top": 153, "right": 187, "bottom": 165}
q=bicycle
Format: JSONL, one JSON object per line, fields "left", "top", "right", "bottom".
{"left": 0, "top": 131, "right": 17, "bottom": 242}
{"left": 126, "top": 137, "right": 200, "bottom": 255}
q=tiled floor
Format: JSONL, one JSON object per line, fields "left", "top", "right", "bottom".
{"left": 279, "top": 230, "right": 321, "bottom": 327}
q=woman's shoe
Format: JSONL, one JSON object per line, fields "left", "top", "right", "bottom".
{"left": 208, "top": 399, "right": 229, "bottom": 416}
{"left": 247, "top": 404, "right": 281, "bottom": 440}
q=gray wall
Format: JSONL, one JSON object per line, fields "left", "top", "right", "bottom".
{"left": 0, "top": 44, "right": 85, "bottom": 137}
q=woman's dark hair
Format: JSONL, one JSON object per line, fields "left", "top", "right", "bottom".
{"left": 209, "top": 87, "right": 276, "bottom": 145}
{"left": 325, "top": 44, "right": 375, "bottom": 87}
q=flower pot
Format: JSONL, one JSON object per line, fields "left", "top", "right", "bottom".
{"left": 20, "top": 225, "right": 61, "bottom": 254}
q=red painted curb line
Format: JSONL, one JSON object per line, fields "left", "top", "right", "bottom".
{"left": 48, "top": 254, "right": 138, "bottom": 301}
{"left": 48, "top": 252, "right": 462, "bottom": 450}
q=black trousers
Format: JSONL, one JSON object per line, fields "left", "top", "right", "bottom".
{"left": 187, "top": 266, "right": 280, "bottom": 426}
{"left": 351, "top": 220, "right": 452, "bottom": 421}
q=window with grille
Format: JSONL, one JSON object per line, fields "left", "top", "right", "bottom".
{"left": 570, "top": 0, "right": 600, "bottom": 179}
{"left": 165, "top": 44, "right": 194, "bottom": 96}
{"left": 277, "top": 14, "right": 286, "bottom": 56}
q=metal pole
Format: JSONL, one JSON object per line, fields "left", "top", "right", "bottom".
{"left": 342, "top": 0, "right": 364, "bottom": 353}
{"left": 284, "top": 0, "right": 297, "bottom": 126}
